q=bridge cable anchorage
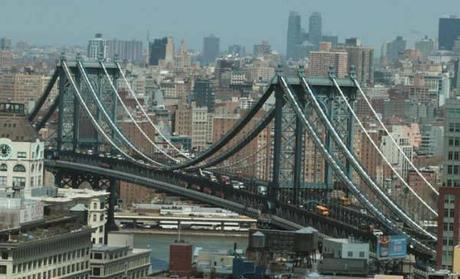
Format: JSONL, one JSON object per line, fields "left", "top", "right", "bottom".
{"left": 297, "top": 76, "right": 437, "bottom": 241}
{"left": 115, "top": 62, "right": 190, "bottom": 159}
{"left": 209, "top": 143, "right": 269, "bottom": 171}
{"left": 330, "top": 77, "right": 437, "bottom": 216}
{"left": 351, "top": 78, "right": 439, "bottom": 196}
{"left": 164, "top": 81, "right": 276, "bottom": 171}
{"left": 100, "top": 62, "right": 179, "bottom": 163}
{"left": 187, "top": 108, "right": 275, "bottom": 171}
{"left": 61, "top": 61, "right": 152, "bottom": 169}
{"left": 77, "top": 61, "right": 165, "bottom": 167}
{"left": 279, "top": 76, "right": 435, "bottom": 254}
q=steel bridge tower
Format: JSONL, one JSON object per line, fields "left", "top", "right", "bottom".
{"left": 270, "top": 68, "right": 357, "bottom": 210}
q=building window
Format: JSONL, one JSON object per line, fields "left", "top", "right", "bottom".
{"left": 12, "top": 177, "right": 25, "bottom": 187}
{"left": 17, "top": 152, "right": 27, "bottom": 159}
{"left": 0, "top": 176, "right": 6, "bottom": 186}
{"left": 347, "top": 251, "right": 353, "bottom": 257}
{"left": 92, "top": 267, "right": 101, "bottom": 276}
{"left": 359, "top": 251, "right": 365, "bottom": 258}
{"left": 13, "top": 164, "right": 26, "bottom": 172}
{"left": 0, "top": 164, "right": 6, "bottom": 171}
{"left": 0, "top": 265, "right": 6, "bottom": 274}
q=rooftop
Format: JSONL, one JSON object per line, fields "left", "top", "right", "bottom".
{"left": 0, "top": 102, "right": 38, "bottom": 142}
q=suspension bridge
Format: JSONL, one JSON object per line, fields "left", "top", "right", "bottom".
{"left": 30, "top": 55, "right": 439, "bottom": 261}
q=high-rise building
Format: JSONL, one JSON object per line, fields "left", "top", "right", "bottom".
{"left": 253, "top": 41, "right": 271, "bottom": 57}
{"left": 175, "top": 40, "right": 191, "bottom": 70}
{"left": 322, "top": 35, "right": 339, "bottom": 48}
{"left": 193, "top": 79, "right": 215, "bottom": 112}
{"left": 191, "top": 105, "right": 213, "bottom": 151}
{"left": 437, "top": 98, "right": 460, "bottom": 270}
{"left": 439, "top": 16, "right": 460, "bottom": 51}
{"left": 286, "top": 11, "right": 302, "bottom": 59}
{"left": 308, "top": 12, "right": 322, "bottom": 48}
{"left": 165, "top": 36, "right": 175, "bottom": 62}
{"left": 0, "top": 72, "right": 56, "bottom": 109}
{"left": 0, "top": 38, "right": 12, "bottom": 50}
{"left": 202, "top": 35, "right": 220, "bottom": 65}
{"left": 385, "top": 36, "right": 406, "bottom": 63}
{"left": 335, "top": 39, "right": 374, "bottom": 86}
{"left": 308, "top": 46, "right": 348, "bottom": 78}
{"left": 228, "top": 44, "right": 246, "bottom": 56}
{"left": 149, "top": 37, "right": 168, "bottom": 66}
{"left": 106, "top": 39, "right": 143, "bottom": 63}
{"left": 415, "top": 36, "right": 435, "bottom": 57}
{"left": 87, "top": 33, "right": 107, "bottom": 60}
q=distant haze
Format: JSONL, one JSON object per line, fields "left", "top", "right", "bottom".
{"left": 0, "top": 0, "right": 459, "bottom": 52}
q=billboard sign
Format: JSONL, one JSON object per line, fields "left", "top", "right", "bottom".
{"left": 376, "top": 235, "right": 407, "bottom": 259}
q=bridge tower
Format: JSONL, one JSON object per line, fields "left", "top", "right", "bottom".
{"left": 53, "top": 56, "right": 122, "bottom": 238}
{"left": 270, "top": 66, "right": 357, "bottom": 209}
{"left": 56, "top": 56, "right": 120, "bottom": 153}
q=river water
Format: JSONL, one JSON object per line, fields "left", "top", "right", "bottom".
{"left": 132, "top": 233, "right": 248, "bottom": 271}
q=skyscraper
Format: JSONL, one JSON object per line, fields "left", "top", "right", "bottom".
{"left": 87, "top": 33, "right": 106, "bottom": 60}
{"left": 308, "top": 44, "right": 348, "bottom": 78}
{"left": 149, "top": 37, "right": 168, "bottom": 65}
{"left": 253, "top": 41, "right": 271, "bottom": 57}
{"left": 0, "top": 37, "right": 12, "bottom": 50}
{"left": 439, "top": 16, "right": 460, "bottom": 51}
{"left": 165, "top": 36, "right": 175, "bottom": 62}
{"left": 415, "top": 36, "right": 435, "bottom": 57}
{"left": 106, "top": 39, "right": 143, "bottom": 63}
{"left": 437, "top": 98, "right": 460, "bottom": 270}
{"left": 286, "top": 11, "right": 302, "bottom": 59}
{"left": 335, "top": 38, "right": 374, "bottom": 86}
{"left": 193, "top": 78, "right": 215, "bottom": 112}
{"left": 308, "top": 12, "right": 322, "bottom": 48}
{"left": 385, "top": 36, "right": 406, "bottom": 63}
{"left": 202, "top": 35, "right": 220, "bottom": 65}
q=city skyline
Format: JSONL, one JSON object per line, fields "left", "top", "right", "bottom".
{"left": 1, "top": 0, "right": 460, "bottom": 53}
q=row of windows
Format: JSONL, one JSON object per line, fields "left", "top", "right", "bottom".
{"left": 446, "top": 165, "right": 460, "bottom": 175}
{"left": 13, "top": 248, "right": 90, "bottom": 274}
{"left": 448, "top": 151, "right": 460, "bottom": 161}
{"left": 443, "top": 222, "right": 455, "bottom": 231}
{"left": 0, "top": 164, "right": 28, "bottom": 172}
{"left": 448, "top": 123, "right": 460, "bottom": 133}
{"left": 443, "top": 208, "right": 456, "bottom": 218}
{"left": 445, "top": 180, "right": 460, "bottom": 187}
{"left": 0, "top": 163, "right": 43, "bottom": 173}
{"left": 442, "top": 238, "right": 455, "bottom": 246}
{"left": 92, "top": 266, "right": 147, "bottom": 278}
{"left": 448, "top": 137, "right": 460, "bottom": 147}
{"left": 11, "top": 261, "right": 89, "bottom": 279}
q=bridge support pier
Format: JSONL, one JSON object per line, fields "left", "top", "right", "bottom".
{"left": 105, "top": 178, "right": 118, "bottom": 243}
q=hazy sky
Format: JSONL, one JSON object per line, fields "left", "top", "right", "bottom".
{"left": 0, "top": 0, "right": 459, "bottom": 53}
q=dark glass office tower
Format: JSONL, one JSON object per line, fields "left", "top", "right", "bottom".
{"left": 439, "top": 16, "right": 460, "bottom": 51}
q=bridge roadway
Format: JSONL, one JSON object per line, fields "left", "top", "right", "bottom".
{"left": 46, "top": 152, "right": 373, "bottom": 235}
{"left": 45, "top": 152, "right": 435, "bottom": 257}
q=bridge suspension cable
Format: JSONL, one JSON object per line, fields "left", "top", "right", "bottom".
{"left": 298, "top": 76, "right": 436, "bottom": 240}
{"left": 280, "top": 76, "right": 434, "bottom": 254}
{"left": 115, "top": 62, "right": 190, "bottom": 159}
{"left": 165, "top": 82, "right": 275, "bottom": 171}
{"left": 100, "top": 62, "right": 179, "bottom": 163}
{"left": 62, "top": 61, "right": 151, "bottom": 168}
{"left": 188, "top": 108, "right": 275, "bottom": 171}
{"left": 77, "top": 61, "right": 165, "bottom": 167}
{"left": 209, "top": 143, "right": 269, "bottom": 171}
{"left": 330, "top": 77, "right": 437, "bottom": 216}
{"left": 351, "top": 78, "right": 439, "bottom": 196}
